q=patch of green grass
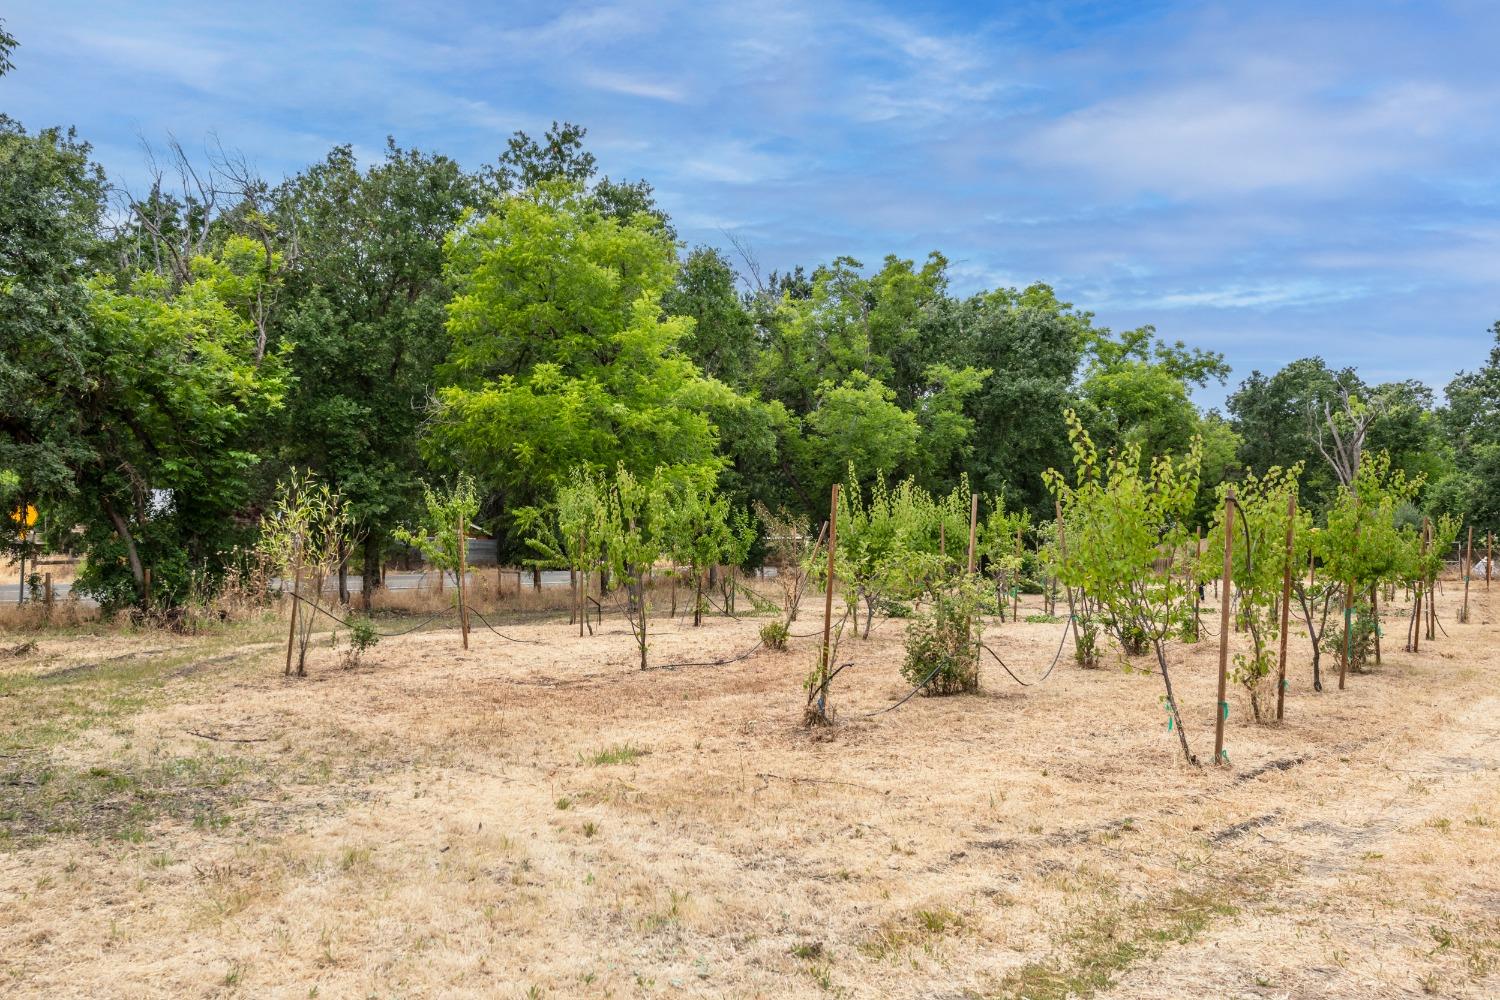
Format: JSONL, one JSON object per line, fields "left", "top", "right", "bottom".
{"left": 581, "top": 743, "right": 648, "bottom": 767}
{"left": 0, "top": 750, "right": 253, "bottom": 848}
{"left": 861, "top": 905, "right": 965, "bottom": 960}
{"left": 992, "top": 883, "right": 1253, "bottom": 1000}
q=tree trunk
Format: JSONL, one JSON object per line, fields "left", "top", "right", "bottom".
{"left": 102, "top": 497, "right": 146, "bottom": 592}
{"left": 361, "top": 534, "right": 378, "bottom": 612}
{"left": 1155, "top": 641, "right": 1198, "bottom": 766}
{"left": 532, "top": 566, "right": 541, "bottom": 591}
{"left": 337, "top": 538, "right": 350, "bottom": 606}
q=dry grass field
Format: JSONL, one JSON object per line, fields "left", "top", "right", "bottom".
{"left": 1, "top": 581, "right": 1497, "bottom": 999}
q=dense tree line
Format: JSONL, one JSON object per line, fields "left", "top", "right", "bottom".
{"left": 0, "top": 26, "right": 1491, "bottom": 612}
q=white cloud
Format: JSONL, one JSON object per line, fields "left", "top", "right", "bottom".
{"left": 579, "top": 69, "right": 687, "bottom": 103}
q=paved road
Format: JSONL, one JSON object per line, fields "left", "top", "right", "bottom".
{"left": 0, "top": 568, "right": 579, "bottom": 607}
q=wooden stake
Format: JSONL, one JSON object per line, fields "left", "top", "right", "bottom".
{"left": 1487, "top": 531, "right": 1492, "bottom": 589}
{"left": 284, "top": 535, "right": 301, "bottom": 676}
{"left": 1462, "top": 525, "right": 1474, "bottom": 623}
{"left": 1192, "top": 527, "right": 1202, "bottom": 639}
{"left": 1056, "top": 501, "right": 1080, "bottom": 661}
{"left": 457, "top": 513, "right": 469, "bottom": 650}
{"left": 143, "top": 566, "right": 152, "bottom": 614}
{"left": 1215, "top": 486, "right": 1236, "bottom": 766}
{"left": 1276, "top": 492, "right": 1295, "bottom": 721}
{"left": 578, "top": 526, "right": 586, "bottom": 638}
{"left": 1371, "top": 585, "right": 1381, "bottom": 664}
{"left": 43, "top": 572, "right": 52, "bottom": 611}
{"left": 816, "top": 483, "right": 840, "bottom": 723}
{"left": 1013, "top": 523, "right": 1022, "bottom": 620}
{"left": 966, "top": 494, "right": 979, "bottom": 575}
{"left": 1339, "top": 502, "right": 1362, "bottom": 691}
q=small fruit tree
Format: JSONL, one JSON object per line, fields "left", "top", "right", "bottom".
{"left": 1046, "top": 410, "right": 1204, "bottom": 765}
{"left": 1318, "top": 452, "right": 1421, "bottom": 684}
{"left": 393, "top": 475, "right": 482, "bottom": 633}
{"left": 258, "top": 469, "right": 359, "bottom": 676}
{"left": 1199, "top": 466, "right": 1301, "bottom": 722}
{"left": 663, "top": 481, "right": 753, "bottom": 626}
{"left": 835, "top": 471, "right": 934, "bottom": 638}
{"left": 754, "top": 502, "right": 817, "bottom": 629}
{"left": 516, "top": 466, "right": 609, "bottom": 633}
{"left": 600, "top": 464, "right": 669, "bottom": 671}
{"left": 977, "top": 494, "right": 1030, "bottom": 621}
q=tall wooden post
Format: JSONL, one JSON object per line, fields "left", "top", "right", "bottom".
{"left": 966, "top": 494, "right": 979, "bottom": 575}
{"left": 815, "top": 483, "right": 840, "bottom": 723}
{"left": 1412, "top": 520, "right": 1427, "bottom": 653}
{"left": 1276, "top": 493, "right": 1295, "bottom": 721}
{"left": 1192, "top": 527, "right": 1202, "bottom": 639}
{"left": 1214, "top": 487, "right": 1236, "bottom": 766}
{"left": 1371, "top": 585, "right": 1381, "bottom": 664}
{"left": 43, "top": 572, "right": 53, "bottom": 614}
{"left": 1339, "top": 503, "right": 1361, "bottom": 691}
{"left": 578, "top": 526, "right": 587, "bottom": 638}
{"left": 1012, "top": 523, "right": 1022, "bottom": 619}
{"left": 284, "top": 534, "right": 301, "bottom": 676}
{"left": 1487, "top": 532, "right": 1493, "bottom": 589}
{"left": 1056, "top": 501, "right": 1080, "bottom": 660}
{"left": 1462, "top": 525, "right": 1474, "bottom": 624}
{"left": 457, "top": 514, "right": 469, "bottom": 650}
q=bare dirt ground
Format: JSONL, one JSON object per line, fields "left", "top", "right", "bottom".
{"left": 0, "top": 581, "right": 1496, "bottom": 999}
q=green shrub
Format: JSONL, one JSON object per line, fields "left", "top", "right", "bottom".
{"left": 901, "top": 578, "right": 990, "bottom": 696}
{"left": 760, "top": 620, "right": 789, "bottom": 651}
{"left": 341, "top": 617, "right": 380, "bottom": 668}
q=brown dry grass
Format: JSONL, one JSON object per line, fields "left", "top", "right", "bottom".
{"left": 0, "top": 581, "right": 1497, "bottom": 999}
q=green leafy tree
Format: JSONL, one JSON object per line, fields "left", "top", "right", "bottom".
{"left": 66, "top": 249, "right": 288, "bottom": 611}
{"left": 393, "top": 474, "right": 482, "bottom": 592}
{"left": 1046, "top": 410, "right": 1205, "bottom": 765}
{"left": 257, "top": 470, "right": 358, "bottom": 675}
{"left": 1198, "top": 466, "right": 1301, "bottom": 722}
{"left": 273, "top": 141, "right": 491, "bottom": 606}
{"left": 426, "top": 182, "right": 723, "bottom": 552}
{"left": 599, "top": 465, "right": 671, "bottom": 671}
{"left": 0, "top": 121, "right": 106, "bottom": 552}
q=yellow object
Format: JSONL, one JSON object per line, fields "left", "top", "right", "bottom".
{"left": 10, "top": 504, "right": 37, "bottom": 530}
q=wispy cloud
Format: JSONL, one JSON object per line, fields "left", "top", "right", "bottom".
{"left": 5, "top": 0, "right": 1499, "bottom": 403}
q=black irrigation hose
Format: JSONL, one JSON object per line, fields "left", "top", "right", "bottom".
{"left": 288, "top": 591, "right": 450, "bottom": 636}
{"left": 464, "top": 604, "right": 543, "bottom": 644}
{"left": 981, "top": 615, "right": 1071, "bottom": 687}
{"left": 658, "top": 638, "right": 765, "bottom": 670}
{"left": 861, "top": 661, "right": 944, "bottom": 716}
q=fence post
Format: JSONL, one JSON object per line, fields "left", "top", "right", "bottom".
{"left": 1276, "top": 492, "right": 1295, "bottom": 721}
{"left": 1215, "top": 486, "right": 1236, "bottom": 766}
{"left": 284, "top": 534, "right": 301, "bottom": 676}
{"left": 1462, "top": 525, "right": 1474, "bottom": 624}
{"left": 43, "top": 572, "right": 53, "bottom": 614}
{"left": 458, "top": 513, "right": 469, "bottom": 650}
{"left": 814, "top": 483, "right": 839, "bottom": 724}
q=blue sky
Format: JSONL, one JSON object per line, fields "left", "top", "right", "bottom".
{"left": 5, "top": 1, "right": 1498, "bottom": 407}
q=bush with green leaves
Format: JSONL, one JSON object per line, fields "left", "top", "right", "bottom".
{"left": 341, "top": 617, "right": 380, "bottom": 669}
{"left": 760, "top": 620, "right": 789, "bottom": 651}
{"left": 901, "top": 574, "right": 993, "bottom": 695}
{"left": 599, "top": 464, "right": 671, "bottom": 671}
{"left": 662, "top": 481, "right": 753, "bottom": 625}
{"left": 517, "top": 467, "right": 610, "bottom": 629}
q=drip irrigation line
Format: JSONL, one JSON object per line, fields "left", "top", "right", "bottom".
{"left": 464, "top": 604, "right": 542, "bottom": 644}
{"left": 861, "top": 661, "right": 944, "bottom": 716}
{"left": 658, "top": 638, "right": 765, "bottom": 670}
{"left": 288, "top": 592, "right": 449, "bottom": 636}
{"left": 980, "top": 615, "right": 1071, "bottom": 687}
